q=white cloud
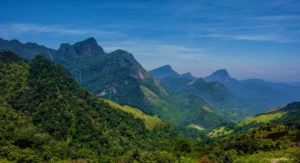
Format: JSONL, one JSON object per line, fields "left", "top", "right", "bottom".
{"left": 0, "top": 23, "right": 123, "bottom": 37}
{"left": 192, "top": 33, "right": 295, "bottom": 42}
{"left": 103, "top": 40, "right": 205, "bottom": 59}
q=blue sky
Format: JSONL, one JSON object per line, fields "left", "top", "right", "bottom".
{"left": 1, "top": 0, "right": 300, "bottom": 82}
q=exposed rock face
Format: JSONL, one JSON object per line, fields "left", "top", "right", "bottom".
{"left": 97, "top": 91, "right": 106, "bottom": 97}
{"left": 131, "top": 66, "right": 145, "bottom": 81}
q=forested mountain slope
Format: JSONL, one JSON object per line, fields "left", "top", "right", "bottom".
{"left": 207, "top": 102, "right": 300, "bottom": 138}
{"left": 0, "top": 38, "right": 223, "bottom": 128}
{"left": 0, "top": 51, "right": 179, "bottom": 162}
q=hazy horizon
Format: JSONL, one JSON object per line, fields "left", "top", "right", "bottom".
{"left": 1, "top": 0, "right": 300, "bottom": 82}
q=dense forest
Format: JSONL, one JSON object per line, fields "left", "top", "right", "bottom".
{"left": 0, "top": 51, "right": 300, "bottom": 163}
{"left": 0, "top": 38, "right": 224, "bottom": 130}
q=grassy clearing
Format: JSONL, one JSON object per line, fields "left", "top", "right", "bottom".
{"left": 102, "top": 99, "right": 163, "bottom": 130}
{"left": 237, "top": 112, "right": 287, "bottom": 127}
{"left": 203, "top": 105, "right": 213, "bottom": 113}
{"left": 207, "top": 126, "right": 233, "bottom": 138}
{"left": 187, "top": 124, "right": 205, "bottom": 131}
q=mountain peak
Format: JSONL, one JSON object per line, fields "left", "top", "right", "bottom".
{"left": 72, "top": 37, "right": 105, "bottom": 56}
{"left": 181, "top": 72, "right": 196, "bottom": 79}
{"left": 160, "top": 65, "right": 172, "bottom": 69}
{"left": 194, "top": 78, "right": 206, "bottom": 84}
{"left": 149, "top": 65, "right": 180, "bottom": 79}
{"left": 10, "top": 39, "right": 22, "bottom": 45}
{"left": 204, "top": 69, "right": 233, "bottom": 83}
{"left": 59, "top": 43, "right": 71, "bottom": 49}
{"left": 83, "top": 37, "right": 97, "bottom": 44}
{"left": 213, "top": 69, "right": 229, "bottom": 77}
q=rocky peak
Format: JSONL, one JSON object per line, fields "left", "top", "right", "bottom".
{"left": 10, "top": 39, "right": 22, "bottom": 45}
{"left": 149, "top": 65, "right": 180, "bottom": 79}
{"left": 212, "top": 69, "right": 229, "bottom": 77}
{"left": 59, "top": 43, "right": 71, "bottom": 49}
{"left": 204, "top": 69, "right": 233, "bottom": 83}
{"left": 72, "top": 37, "right": 105, "bottom": 56}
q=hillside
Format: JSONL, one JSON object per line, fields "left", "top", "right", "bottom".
{"left": 198, "top": 102, "right": 300, "bottom": 162}
{"left": 0, "top": 51, "right": 181, "bottom": 162}
{"left": 238, "top": 102, "right": 300, "bottom": 127}
{"left": 0, "top": 38, "right": 223, "bottom": 129}
{"left": 100, "top": 99, "right": 163, "bottom": 130}
{"left": 1, "top": 52, "right": 299, "bottom": 163}
{"left": 207, "top": 102, "right": 300, "bottom": 138}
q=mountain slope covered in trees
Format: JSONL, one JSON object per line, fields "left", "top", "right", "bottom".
{"left": 1, "top": 51, "right": 300, "bottom": 163}
{"left": 0, "top": 51, "right": 182, "bottom": 162}
{"left": 0, "top": 38, "right": 223, "bottom": 128}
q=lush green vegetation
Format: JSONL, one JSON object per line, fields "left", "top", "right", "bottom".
{"left": 206, "top": 102, "right": 300, "bottom": 139}
{"left": 101, "top": 99, "right": 163, "bottom": 130}
{"left": 1, "top": 51, "right": 300, "bottom": 163}
{"left": 0, "top": 38, "right": 223, "bottom": 129}
{"left": 207, "top": 126, "right": 234, "bottom": 138}
{"left": 187, "top": 124, "right": 205, "bottom": 131}
{"left": 0, "top": 51, "right": 181, "bottom": 162}
{"left": 237, "top": 112, "right": 287, "bottom": 127}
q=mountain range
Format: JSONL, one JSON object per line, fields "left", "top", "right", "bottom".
{"left": 205, "top": 69, "right": 300, "bottom": 109}
{"left": 1, "top": 41, "right": 300, "bottom": 163}
{"left": 150, "top": 65, "right": 300, "bottom": 120}
{"left": 0, "top": 38, "right": 223, "bottom": 128}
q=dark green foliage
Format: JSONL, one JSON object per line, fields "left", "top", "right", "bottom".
{"left": 0, "top": 51, "right": 180, "bottom": 162}
{"left": 174, "top": 138, "right": 193, "bottom": 154}
{"left": 0, "top": 38, "right": 223, "bottom": 129}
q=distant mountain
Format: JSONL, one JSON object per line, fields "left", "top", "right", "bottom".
{"left": 152, "top": 67, "right": 255, "bottom": 120}
{"left": 160, "top": 76, "right": 233, "bottom": 103}
{"left": 149, "top": 65, "right": 180, "bottom": 79}
{"left": 180, "top": 72, "right": 196, "bottom": 79}
{"left": 0, "top": 38, "right": 223, "bottom": 128}
{"left": 150, "top": 66, "right": 233, "bottom": 104}
{"left": 204, "top": 69, "right": 300, "bottom": 110}
{"left": 204, "top": 69, "right": 234, "bottom": 84}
